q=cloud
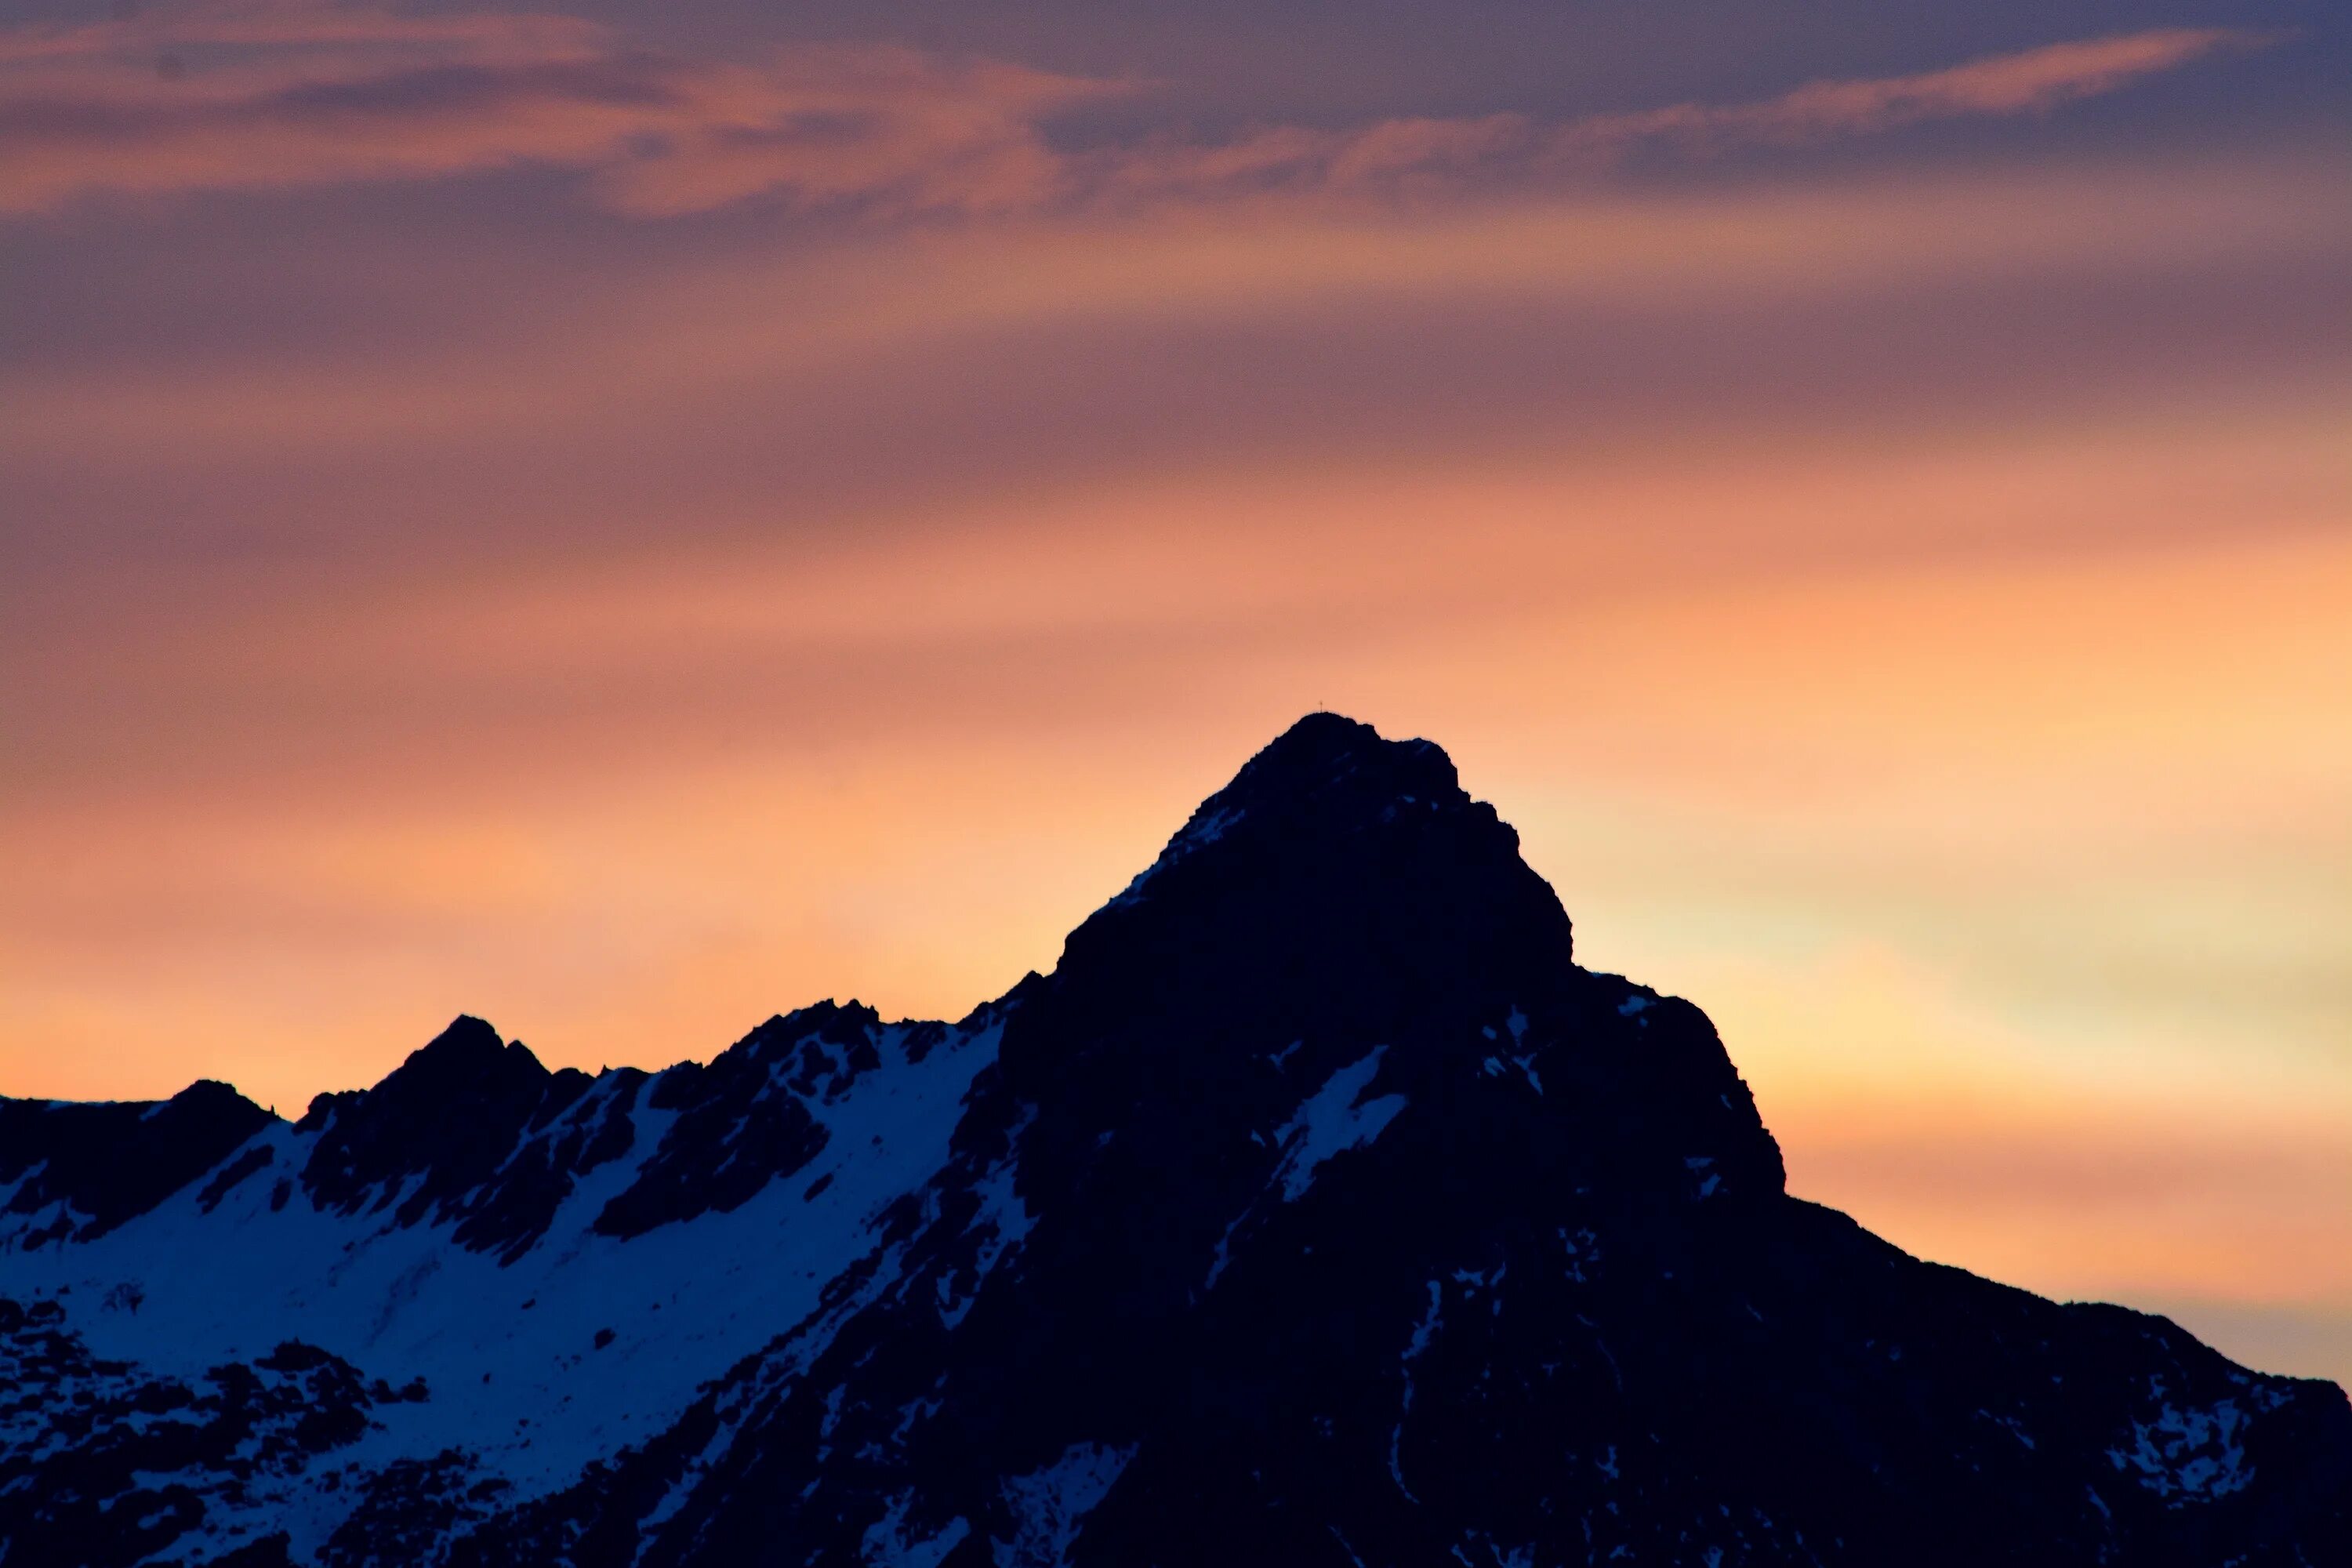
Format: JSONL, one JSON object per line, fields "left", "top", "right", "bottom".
{"left": 0, "top": 0, "right": 601, "bottom": 64}
{"left": 1103, "top": 28, "right": 2267, "bottom": 197}
{"left": 1560, "top": 27, "right": 2270, "bottom": 151}
{"left": 0, "top": 3, "right": 1109, "bottom": 216}
{"left": 0, "top": 4, "right": 2270, "bottom": 217}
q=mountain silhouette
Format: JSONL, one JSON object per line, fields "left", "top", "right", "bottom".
{"left": 2, "top": 714, "right": 2344, "bottom": 1566}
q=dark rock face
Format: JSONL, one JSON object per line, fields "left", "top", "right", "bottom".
{"left": 296, "top": 1016, "right": 637, "bottom": 1260}
{"left": 0, "top": 714, "right": 2345, "bottom": 1565}
{"left": 0, "top": 1080, "right": 272, "bottom": 1244}
{"left": 590, "top": 1003, "right": 887, "bottom": 1240}
{"left": 472, "top": 716, "right": 2346, "bottom": 1567}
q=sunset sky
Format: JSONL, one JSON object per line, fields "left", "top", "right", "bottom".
{"left": 2, "top": 1, "right": 2347, "bottom": 1387}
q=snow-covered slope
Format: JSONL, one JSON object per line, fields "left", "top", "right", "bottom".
{"left": 2, "top": 714, "right": 2347, "bottom": 1566}
{"left": 1, "top": 1004, "right": 1005, "bottom": 1564}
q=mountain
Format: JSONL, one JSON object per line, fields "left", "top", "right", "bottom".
{"left": 2, "top": 713, "right": 2345, "bottom": 1566}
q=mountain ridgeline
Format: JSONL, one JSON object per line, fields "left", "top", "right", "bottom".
{"left": 2, "top": 715, "right": 2345, "bottom": 1566}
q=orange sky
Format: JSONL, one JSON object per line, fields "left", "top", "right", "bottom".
{"left": 2, "top": 1, "right": 2347, "bottom": 1388}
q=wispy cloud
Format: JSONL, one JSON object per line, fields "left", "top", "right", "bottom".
{"left": 1102, "top": 29, "right": 2270, "bottom": 198}
{"left": 0, "top": 3, "right": 1107, "bottom": 216}
{"left": 0, "top": 3, "right": 2269, "bottom": 217}
{"left": 1575, "top": 28, "right": 2268, "bottom": 147}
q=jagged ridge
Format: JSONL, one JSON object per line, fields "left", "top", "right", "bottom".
{"left": 0, "top": 714, "right": 2343, "bottom": 1567}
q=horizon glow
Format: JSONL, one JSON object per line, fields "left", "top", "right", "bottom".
{"left": 2, "top": 0, "right": 2347, "bottom": 1389}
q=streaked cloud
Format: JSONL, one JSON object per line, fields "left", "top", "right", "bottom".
{"left": 8, "top": 148, "right": 2339, "bottom": 484}
{"left": 0, "top": 3, "right": 2268, "bottom": 216}
{"left": 0, "top": 3, "right": 1105, "bottom": 216}
{"left": 1101, "top": 28, "right": 2270, "bottom": 199}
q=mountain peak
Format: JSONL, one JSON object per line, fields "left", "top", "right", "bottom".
{"left": 294, "top": 1014, "right": 541, "bottom": 1132}
{"left": 416, "top": 1011, "right": 506, "bottom": 1056}
{"left": 0, "top": 1078, "right": 271, "bottom": 1245}
{"left": 1008, "top": 711, "right": 1576, "bottom": 1109}
{"left": 402, "top": 1013, "right": 532, "bottom": 1083}
{"left": 1104, "top": 713, "right": 1514, "bottom": 920}
{"left": 1239, "top": 710, "right": 1454, "bottom": 793}
{"left": 1191, "top": 710, "right": 1467, "bottom": 832}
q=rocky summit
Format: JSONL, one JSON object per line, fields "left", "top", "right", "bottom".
{"left": 2, "top": 714, "right": 2345, "bottom": 1566}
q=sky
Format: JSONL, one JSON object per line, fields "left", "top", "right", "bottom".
{"left": 2, "top": 2, "right": 2347, "bottom": 1386}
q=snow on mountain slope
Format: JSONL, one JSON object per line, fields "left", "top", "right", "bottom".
{"left": 0, "top": 1004, "right": 1006, "bottom": 1563}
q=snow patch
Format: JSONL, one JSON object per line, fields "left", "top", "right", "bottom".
{"left": 1109, "top": 805, "right": 1246, "bottom": 906}
{"left": 2106, "top": 1395, "right": 2259, "bottom": 1504}
{"left": 1272, "top": 1047, "right": 1408, "bottom": 1203}
{"left": 938, "top": 1156, "right": 1036, "bottom": 1330}
{"left": 993, "top": 1442, "right": 1135, "bottom": 1566}
{"left": 1203, "top": 1052, "right": 1403, "bottom": 1293}
{"left": 1389, "top": 1279, "right": 1443, "bottom": 1504}
{"left": 1558, "top": 1227, "right": 1598, "bottom": 1286}
{"left": 861, "top": 1492, "right": 971, "bottom": 1567}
